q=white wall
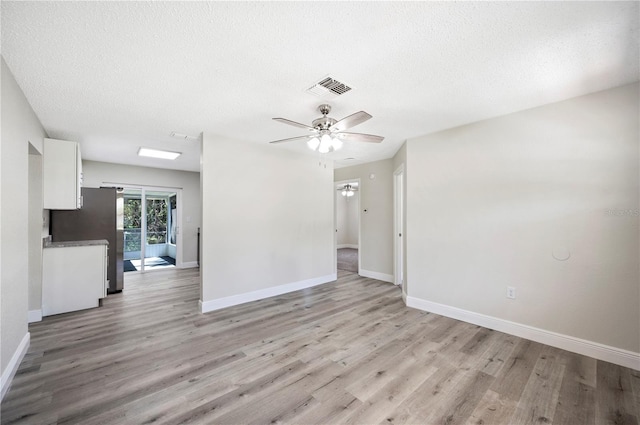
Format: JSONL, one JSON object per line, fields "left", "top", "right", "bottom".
{"left": 392, "top": 142, "right": 406, "bottom": 177}
{"left": 336, "top": 191, "right": 348, "bottom": 246}
{"left": 28, "top": 152, "right": 44, "bottom": 317}
{"left": 346, "top": 192, "right": 359, "bottom": 245}
{"left": 335, "top": 160, "right": 394, "bottom": 281}
{"left": 406, "top": 83, "right": 639, "bottom": 356}
{"left": 1, "top": 57, "right": 47, "bottom": 397}
{"left": 200, "top": 134, "right": 335, "bottom": 310}
{"left": 82, "top": 160, "right": 201, "bottom": 266}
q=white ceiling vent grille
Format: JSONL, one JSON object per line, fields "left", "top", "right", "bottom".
{"left": 306, "top": 76, "right": 353, "bottom": 99}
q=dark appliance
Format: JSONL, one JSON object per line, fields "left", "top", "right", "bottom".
{"left": 50, "top": 187, "right": 124, "bottom": 293}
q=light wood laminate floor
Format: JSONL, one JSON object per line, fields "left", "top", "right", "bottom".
{"left": 2, "top": 269, "right": 639, "bottom": 424}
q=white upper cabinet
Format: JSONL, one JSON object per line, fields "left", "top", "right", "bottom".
{"left": 43, "top": 138, "right": 83, "bottom": 209}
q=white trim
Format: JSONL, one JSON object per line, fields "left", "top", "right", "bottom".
{"left": 1, "top": 333, "right": 30, "bottom": 401}
{"left": 178, "top": 261, "right": 199, "bottom": 269}
{"left": 102, "top": 182, "right": 182, "bottom": 191}
{"left": 28, "top": 310, "right": 42, "bottom": 323}
{"left": 337, "top": 244, "right": 359, "bottom": 249}
{"left": 406, "top": 296, "right": 640, "bottom": 371}
{"left": 359, "top": 269, "right": 394, "bottom": 284}
{"left": 393, "top": 164, "right": 405, "bottom": 288}
{"left": 200, "top": 273, "right": 337, "bottom": 313}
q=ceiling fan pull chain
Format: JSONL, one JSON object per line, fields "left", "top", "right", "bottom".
{"left": 317, "top": 150, "right": 326, "bottom": 168}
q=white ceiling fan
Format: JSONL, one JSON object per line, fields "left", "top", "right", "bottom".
{"left": 269, "top": 104, "right": 384, "bottom": 153}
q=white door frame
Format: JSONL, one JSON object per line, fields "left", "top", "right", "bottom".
{"left": 104, "top": 182, "right": 184, "bottom": 272}
{"left": 334, "top": 178, "right": 362, "bottom": 276}
{"left": 393, "top": 165, "right": 405, "bottom": 290}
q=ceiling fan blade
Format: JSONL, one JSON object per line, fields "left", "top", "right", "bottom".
{"left": 331, "top": 111, "right": 372, "bottom": 132}
{"left": 336, "top": 132, "right": 384, "bottom": 143}
{"left": 273, "top": 118, "right": 316, "bottom": 131}
{"left": 268, "top": 135, "right": 314, "bottom": 144}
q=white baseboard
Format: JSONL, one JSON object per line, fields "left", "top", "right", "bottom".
{"left": 1, "top": 332, "right": 30, "bottom": 401}
{"left": 359, "top": 269, "right": 394, "bottom": 284}
{"left": 28, "top": 310, "right": 42, "bottom": 323}
{"left": 200, "top": 273, "right": 337, "bottom": 314}
{"left": 337, "top": 244, "right": 359, "bottom": 249}
{"left": 406, "top": 296, "right": 640, "bottom": 371}
{"left": 179, "top": 261, "right": 199, "bottom": 269}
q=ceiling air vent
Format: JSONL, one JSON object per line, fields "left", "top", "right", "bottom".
{"left": 306, "top": 76, "right": 353, "bottom": 100}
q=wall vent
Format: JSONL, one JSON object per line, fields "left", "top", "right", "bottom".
{"left": 306, "top": 76, "right": 353, "bottom": 99}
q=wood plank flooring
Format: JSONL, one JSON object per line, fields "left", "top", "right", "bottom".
{"left": 2, "top": 268, "right": 639, "bottom": 424}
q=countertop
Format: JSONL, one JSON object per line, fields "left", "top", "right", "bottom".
{"left": 43, "top": 238, "right": 109, "bottom": 248}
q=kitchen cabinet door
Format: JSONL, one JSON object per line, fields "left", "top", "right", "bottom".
{"left": 43, "top": 138, "right": 82, "bottom": 209}
{"left": 42, "top": 244, "right": 107, "bottom": 316}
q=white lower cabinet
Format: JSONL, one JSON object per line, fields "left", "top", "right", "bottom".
{"left": 42, "top": 243, "right": 108, "bottom": 316}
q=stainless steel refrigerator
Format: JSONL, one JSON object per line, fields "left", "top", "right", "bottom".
{"left": 50, "top": 187, "right": 124, "bottom": 293}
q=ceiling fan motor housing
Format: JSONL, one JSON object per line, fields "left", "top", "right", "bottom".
{"left": 318, "top": 104, "right": 331, "bottom": 115}
{"left": 312, "top": 116, "right": 337, "bottom": 131}
{"left": 312, "top": 104, "right": 337, "bottom": 130}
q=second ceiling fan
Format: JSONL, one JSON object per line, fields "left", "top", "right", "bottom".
{"left": 269, "top": 104, "right": 384, "bottom": 153}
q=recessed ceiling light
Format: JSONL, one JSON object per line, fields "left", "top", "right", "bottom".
{"left": 138, "top": 147, "right": 181, "bottom": 160}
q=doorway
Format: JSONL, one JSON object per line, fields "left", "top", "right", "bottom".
{"left": 335, "top": 179, "right": 361, "bottom": 274}
{"left": 122, "top": 187, "right": 180, "bottom": 273}
{"left": 393, "top": 165, "right": 405, "bottom": 290}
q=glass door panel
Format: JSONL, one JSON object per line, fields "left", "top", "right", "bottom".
{"left": 123, "top": 189, "right": 143, "bottom": 272}
{"left": 143, "top": 190, "right": 176, "bottom": 270}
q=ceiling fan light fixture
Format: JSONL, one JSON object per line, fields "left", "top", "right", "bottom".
{"left": 308, "top": 133, "right": 343, "bottom": 153}
{"left": 318, "top": 133, "right": 333, "bottom": 153}
{"left": 307, "top": 137, "right": 320, "bottom": 150}
{"left": 320, "top": 133, "right": 332, "bottom": 146}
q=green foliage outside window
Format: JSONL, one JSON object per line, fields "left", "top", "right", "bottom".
{"left": 146, "top": 199, "right": 167, "bottom": 244}
{"left": 124, "top": 197, "right": 168, "bottom": 251}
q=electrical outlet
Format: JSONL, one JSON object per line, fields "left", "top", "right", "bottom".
{"left": 507, "top": 286, "right": 516, "bottom": 299}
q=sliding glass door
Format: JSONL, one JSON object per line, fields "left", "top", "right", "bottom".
{"left": 123, "top": 187, "right": 178, "bottom": 272}
{"left": 123, "top": 189, "right": 143, "bottom": 271}
{"left": 143, "top": 191, "right": 176, "bottom": 270}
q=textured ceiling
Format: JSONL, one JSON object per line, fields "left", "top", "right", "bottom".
{"left": 2, "top": 2, "right": 638, "bottom": 172}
